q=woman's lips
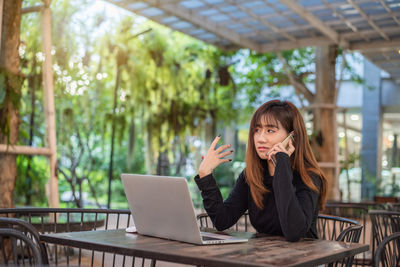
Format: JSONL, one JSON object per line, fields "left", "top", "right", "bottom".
{"left": 257, "top": 146, "right": 269, "bottom": 152}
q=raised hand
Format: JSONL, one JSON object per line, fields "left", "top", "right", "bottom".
{"left": 266, "top": 138, "right": 295, "bottom": 164}
{"left": 198, "top": 135, "right": 234, "bottom": 178}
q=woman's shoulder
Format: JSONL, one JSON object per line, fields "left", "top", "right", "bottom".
{"left": 293, "top": 170, "right": 322, "bottom": 187}
{"left": 236, "top": 169, "right": 250, "bottom": 186}
{"left": 238, "top": 169, "right": 246, "bottom": 180}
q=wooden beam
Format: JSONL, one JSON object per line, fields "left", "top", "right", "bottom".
{"left": 260, "top": 36, "right": 333, "bottom": 52}
{"left": 318, "top": 162, "right": 339, "bottom": 168}
{"left": 347, "top": 0, "right": 390, "bottom": 41}
{"left": 257, "top": 10, "right": 400, "bottom": 37}
{"left": 306, "top": 103, "right": 338, "bottom": 109}
{"left": 322, "top": 0, "right": 369, "bottom": 42}
{"left": 0, "top": 145, "right": 51, "bottom": 156}
{"left": 342, "top": 26, "right": 400, "bottom": 40}
{"left": 225, "top": 0, "right": 297, "bottom": 42}
{"left": 378, "top": 0, "right": 400, "bottom": 26}
{"left": 280, "top": 0, "right": 349, "bottom": 48}
{"left": 22, "top": 5, "right": 43, "bottom": 14}
{"left": 263, "top": 1, "right": 317, "bottom": 38}
{"left": 140, "top": 0, "right": 261, "bottom": 51}
{"left": 41, "top": 0, "right": 59, "bottom": 208}
{"left": 198, "top": 0, "right": 275, "bottom": 43}
{"left": 197, "top": 0, "right": 372, "bottom": 21}
{"left": 351, "top": 38, "right": 400, "bottom": 51}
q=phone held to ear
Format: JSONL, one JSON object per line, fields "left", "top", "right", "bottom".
{"left": 267, "top": 132, "right": 294, "bottom": 166}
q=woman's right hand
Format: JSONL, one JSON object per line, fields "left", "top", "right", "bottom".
{"left": 198, "top": 135, "right": 233, "bottom": 178}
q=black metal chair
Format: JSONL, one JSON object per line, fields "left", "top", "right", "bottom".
{"left": 323, "top": 202, "right": 385, "bottom": 244}
{"left": 317, "top": 214, "right": 363, "bottom": 267}
{"left": 317, "top": 214, "right": 361, "bottom": 241}
{"left": 0, "top": 217, "right": 49, "bottom": 265}
{"left": 369, "top": 210, "right": 400, "bottom": 266}
{"left": 0, "top": 228, "right": 43, "bottom": 266}
{"left": 374, "top": 232, "right": 400, "bottom": 267}
{"left": 0, "top": 208, "right": 151, "bottom": 267}
{"left": 322, "top": 202, "right": 390, "bottom": 266}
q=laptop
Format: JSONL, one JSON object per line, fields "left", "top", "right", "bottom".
{"left": 121, "top": 173, "right": 249, "bottom": 245}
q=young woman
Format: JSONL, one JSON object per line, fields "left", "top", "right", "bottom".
{"left": 195, "top": 100, "right": 327, "bottom": 242}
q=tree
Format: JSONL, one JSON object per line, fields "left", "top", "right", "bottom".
{"left": 0, "top": 0, "right": 22, "bottom": 208}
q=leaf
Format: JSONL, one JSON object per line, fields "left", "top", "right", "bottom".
{"left": 19, "top": 128, "right": 30, "bottom": 140}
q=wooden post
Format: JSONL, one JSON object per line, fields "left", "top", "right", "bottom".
{"left": 0, "top": 0, "right": 22, "bottom": 208}
{"left": 0, "top": 0, "right": 3, "bottom": 54}
{"left": 41, "top": 0, "right": 59, "bottom": 208}
{"left": 314, "top": 45, "right": 341, "bottom": 201}
{"left": 342, "top": 109, "right": 351, "bottom": 201}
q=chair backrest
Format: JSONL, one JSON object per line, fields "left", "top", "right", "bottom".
{"left": 317, "top": 214, "right": 363, "bottom": 267}
{"left": 0, "top": 208, "right": 135, "bottom": 267}
{"left": 0, "top": 228, "right": 43, "bottom": 266}
{"left": 317, "top": 214, "right": 361, "bottom": 241}
{"left": 337, "top": 225, "right": 363, "bottom": 243}
{"left": 196, "top": 210, "right": 254, "bottom": 232}
{"left": 0, "top": 217, "right": 48, "bottom": 264}
{"left": 374, "top": 232, "right": 400, "bottom": 267}
{"left": 322, "top": 202, "right": 385, "bottom": 245}
{"left": 369, "top": 210, "right": 400, "bottom": 264}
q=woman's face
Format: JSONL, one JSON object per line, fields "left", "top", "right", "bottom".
{"left": 253, "top": 116, "right": 289, "bottom": 160}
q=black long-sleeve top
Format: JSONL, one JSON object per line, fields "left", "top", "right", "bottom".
{"left": 195, "top": 152, "right": 321, "bottom": 242}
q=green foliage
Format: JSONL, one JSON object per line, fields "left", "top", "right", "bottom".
{"left": 14, "top": 1, "right": 363, "bottom": 207}
{"left": 16, "top": 1, "right": 246, "bottom": 206}
{"left": 15, "top": 156, "right": 48, "bottom": 206}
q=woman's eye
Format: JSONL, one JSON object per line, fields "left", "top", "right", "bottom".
{"left": 267, "top": 129, "right": 274, "bottom": 133}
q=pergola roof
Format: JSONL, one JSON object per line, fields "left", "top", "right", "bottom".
{"left": 107, "top": 0, "right": 400, "bottom": 82}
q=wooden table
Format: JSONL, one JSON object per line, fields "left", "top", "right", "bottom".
{"left": 40, "top": 229, "right": 369, "bottom": 267}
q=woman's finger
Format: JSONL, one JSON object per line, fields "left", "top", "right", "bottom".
{"left": 208, "top": 135, "right": 221, "bottom": 151}
{"left": 215, "top": 143, "right": 232, "bottom": 153}
{"left": 219, "top": 158, "right": 232, "bottom": 164}
{"left": 276, "top": 143, "right": 286, "bottom": 152}
{"left": 218, "top": 150, "right": 234, "bottom": 158}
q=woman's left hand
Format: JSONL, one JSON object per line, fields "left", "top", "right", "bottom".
{"left": 267, "top": 139, "right": 295, "bottom": 161}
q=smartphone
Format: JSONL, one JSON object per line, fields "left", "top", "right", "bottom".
{"left": 268, "top": 132, "right": 294, "bottom": 166}
{"left": 281, "top": 132, "right": 294, "bottom": 149}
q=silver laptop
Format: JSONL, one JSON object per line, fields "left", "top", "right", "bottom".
{"left": 121, "top": 173, "right": 249, "bottom": 245}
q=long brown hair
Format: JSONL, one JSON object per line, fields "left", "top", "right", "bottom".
{"left": 245, "top": 100, "right": 327, "bottom": 210}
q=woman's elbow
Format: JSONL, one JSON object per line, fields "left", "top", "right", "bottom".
{"left": 284, "top": 233, "right": 302, "bottom": 242}
{"left": 215, "top": 225, "right": 228, "bottom": 231}
{"left": 213, "top": 216, "right": 232, "bottom": 231}
{"left": 282, "top": 225, "right": 307, "bottom": 242}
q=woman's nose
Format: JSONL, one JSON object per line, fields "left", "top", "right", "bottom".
{"left": 258, "top": 131, "right": 268, "bottom": 141}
